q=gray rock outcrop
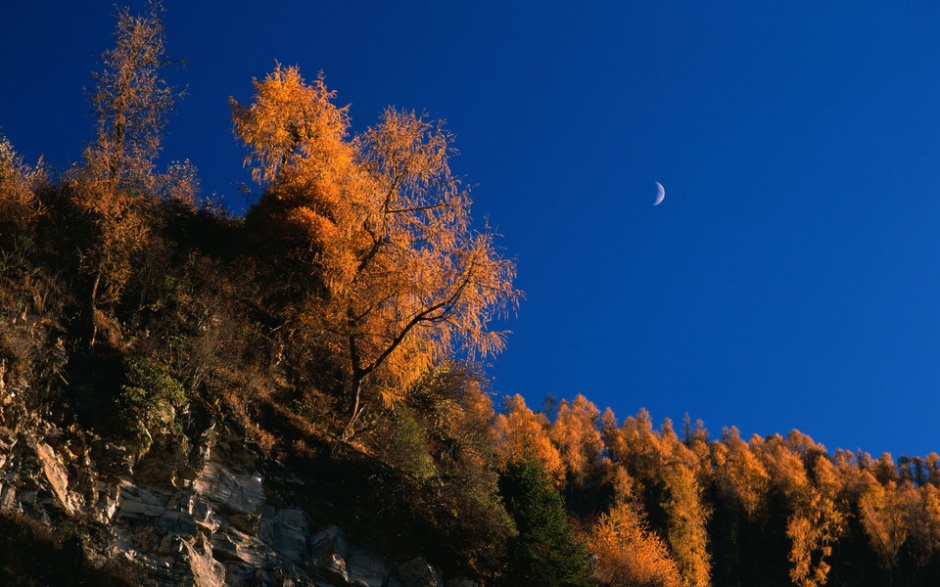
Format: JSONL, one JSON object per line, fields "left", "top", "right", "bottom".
{"left": 0, "top": 414, "right": 475, "bottom": 587}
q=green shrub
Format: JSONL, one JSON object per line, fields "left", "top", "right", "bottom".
{"left": 382, "top": 407, "right": 437, "bottom": 483}
{"left": 118, "top": 357, "right": 187, "bottom": 444}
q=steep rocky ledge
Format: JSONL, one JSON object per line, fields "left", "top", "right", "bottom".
{"left": 0, "top": 390, "right": 473, "bottom": 587}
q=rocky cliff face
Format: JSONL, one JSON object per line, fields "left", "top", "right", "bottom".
{"left": 0, "top": 393, "right": 474, "bottom": 587}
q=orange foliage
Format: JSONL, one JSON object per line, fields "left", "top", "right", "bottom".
{"left": 603, "top": 408, "right": 662, "bottom": 480}
{"left": 0, "top": 137, "right": 43, "bottom": 232}
{"left": 232, "top": 67, "right": 520, "bottom": 437}
{"left": 752, "top": 433, "right": 845, "bottom": 587}
{"left": 713, "top": 427, "right": 769, "bottom": 519}
{"left": 550, "top": 395, "right": 603, "bottom": 486}
{"left": 660, "top": 460, "right": 711, "bottom": 587}
{"left": 858, "top": 475, "right": 916, "bottom": 571}
{"left": 910, "top": 484, "right": 940, "bottom": 566}
{"left": 602, "top": 409, "right": 711, "bottom": 587}
{"left": 232, "top": 65, "right": 352, "bottom": 186}
{"left": 786, "top": 456, "right": 845, "bottom": 587}
{"left": 85, "top": 1, "right": 176, "bottom": 189}
{"left": 72, "top": 1, "right": 179, "bottom": 347}
{"left": 492, "top": 394, "right": 564, "bottom": 484}
{"left": 589, "top": 502, "right": 681, "bottom": 587}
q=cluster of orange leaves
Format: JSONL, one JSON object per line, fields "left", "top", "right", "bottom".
{"left": 231, "top": 65, "right": 520, "bottom": 436}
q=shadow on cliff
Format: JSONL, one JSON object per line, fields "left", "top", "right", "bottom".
{"left": 0, "top": 510, "right": 138, "bottom": 587}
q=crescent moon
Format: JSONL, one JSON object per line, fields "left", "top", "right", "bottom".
{"left": 654, "top": 181, "right": 665, "bottom": 206}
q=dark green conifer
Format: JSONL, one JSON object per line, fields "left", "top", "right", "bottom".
{"left": 498, "top": 457, "right": 596, "bottom": 587}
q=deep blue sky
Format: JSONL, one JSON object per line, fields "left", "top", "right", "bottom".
{"left": 3, "top": 2, "right": 940, "bottom": 459}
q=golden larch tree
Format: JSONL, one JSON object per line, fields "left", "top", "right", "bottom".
{"left": 550, "top": 394, "right": 604, "bottom": 487}
{"left": 714, "top": 427, "right": 769, "bottom": 520}
{"left": 84, "top": 0, "right": 176, "bottom": 188}
{"left": 590, "top": 501, "right": 682, "bottom": 587}
{"left": 909, "top": 484, "right": 940, "bottom": 567}
{"left": 602, "top": 408, "right": 662, "bottom": 481}
{"left": 603, "top": 410, "right": 711, "bottom": 587}
{"left": 754, "top": 433, "right": 844, "bottom": 587}
{"left": 0, "top": 136, "right": 43, "bottom": 235}
{"left": 232, "top": 66, "right": 520, "bottom": 437}
{"left": 660, "top": 455, "right": 712, "bottom": 587}
{"left": 492, "top": 394, "right": 565, "bottom": 484}
{"left": 74, "top": 0, "right": 178, "bottom": 347}
{"left": 859, "top": 475, "right": 916, "bottom": 573}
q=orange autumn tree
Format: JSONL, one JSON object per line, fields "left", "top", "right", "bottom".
{"left": 589, "top": 501, "right": 682, "bottom": 587}
{"left": 550, "top": 394, "right": 604, "bottom": 487}
{"left": 858, "top": 472, "right": 916, "bottom": 574}
{"left": 74, "top": 1, "right": 178, "bottom": 347}
{"left": 909, "top": 484, "right": 940, "bottom": 568}
{"left": 492, "top": 394, "right": 565, "bottom": 485}
{"left": 657, "top": 420, "right": 712, "bottom": 587}
{"left": 0, "top": 136, "right": 43, "bottom": 238}
{"left": 750, "top": 432, "right": 844, "bottom": 587}
{"left": 603, "top": 410, "right": 712, "bottom": 587}
{"left": 85, "top": 1, "right": 176, "bottom": 189}
{"left": 232, "top": 66, "right": 520, "bottom": 437}
{"left": 712, "top": 427, "right": 770, "bottom": 520}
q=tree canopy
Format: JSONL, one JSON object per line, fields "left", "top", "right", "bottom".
{"left": 232, "top": 65, "right": 520, "bottom": 438}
